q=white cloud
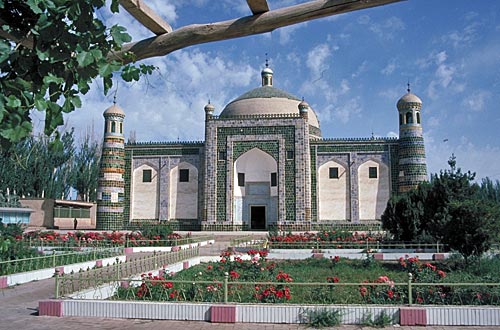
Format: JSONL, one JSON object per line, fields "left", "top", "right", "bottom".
{"left": 381, "top": 60, "right": 396, "bottom": 75}
{"left": 306, "top": 44, "right": 331, "bottom": 77}
{"left": 461, "top": 90, "right": 491, "bottom": 112}
{"left": 277, "top": 22, "right": 308, "bottom": 45}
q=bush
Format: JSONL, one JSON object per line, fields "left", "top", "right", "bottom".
{"left": 301, "top": 308, "right": 342, "bottom": 328}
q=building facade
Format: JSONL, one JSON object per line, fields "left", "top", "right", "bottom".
{"left": 96, "top": 67, "right": 427, "bottom": 231}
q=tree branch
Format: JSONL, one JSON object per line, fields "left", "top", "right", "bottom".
{"left": 109, "top": 0, "right": 403, "bottom": 63}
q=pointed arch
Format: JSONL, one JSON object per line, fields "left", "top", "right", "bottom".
{"left": 318, "top": 160, "right": 348, "bottom": 221}
{"left": 358, "top": 159, "right": 390, "bottom": 220}
{"left": 169, "top": 162, "right": 198, "bottom": 219}
{"left": 131, "top": 164, "right": 158, "bottom": 219}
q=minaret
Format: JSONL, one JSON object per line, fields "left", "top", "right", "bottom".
{"left": 397, "top": 84, "right": 428, "bottom": 193}
{"left": 96, "top": 102, "right": 126, "bottom": 230}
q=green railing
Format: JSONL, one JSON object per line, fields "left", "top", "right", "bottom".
{"left": 107, "top": 273, "right": 500, "bottom": 306}
{"left": 27, "top": 234, "right": 214, "bottom": 250}
{"left": 268, "top": 240, "right": 447, "bottom": 252}
{"left": 55, "top": 247, "right": 200, "bottom": 298}
{"left": 0, "top": 247, "right": 122, "bottom": 276}
{"left": 124, "top": 235, "right": 214, "bottom": 248}
{"left": 230, "top": 235, "right": 266, "bottom": 249}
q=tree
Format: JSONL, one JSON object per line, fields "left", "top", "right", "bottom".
{"left": 71, "top": 134, "right": 101, "bottom": 202}
{"left": 382, "top": 155, "right": 500, "bottom": 259}
{"left": 0, "top": 0, "right": 154, "bottom": 147}
{"left": 444, "top": 199, "right": 500, "bottom": 263}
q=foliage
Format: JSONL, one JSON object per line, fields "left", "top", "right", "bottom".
{"left": 0, "top": 220, "right": 38, "bottom": 261}
{"left": 71, "top": 135, "right": 101, "bottom": 201}
{"left": 268, "top": 230, "right": 384, "bottom": 249}
{"left": 0, "top": 0, "right": 155, "bottom": 147}
{"left": 360, "top": 310, "right": 394, "bottom": 328}
{"left": 137, "top": 223, "right": 174, "bottom": 240}
{"left": 382, "top": 155, "right": 500, "bottom": 259}
{"left": 301, "top": 308, "right": 342, "bottom": 328}
{"left": 0, "top": 130, "right": 101, "bottom": 200}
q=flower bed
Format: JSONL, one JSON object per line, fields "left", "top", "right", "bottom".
{"left": 22, "top": 230, "right": 187, "bottom": 248}
{"left": 114, "top": 249, "right": 500, "bottom": 306}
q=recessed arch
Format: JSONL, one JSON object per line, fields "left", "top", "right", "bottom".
{"left": 132, "top": 164, "right": 158, "bottom": 219}
{"left": 318, "top": 160, "right": 348, "bottom": 221}
{"left": 358, "top": 159, "right": 390, "bottom": 220}
{"left": 169, "top": 162, "right": 198, "bottom": 220}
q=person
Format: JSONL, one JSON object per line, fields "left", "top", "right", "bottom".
{"left": 73, "top": 218, "right": 78, "bottom": 230}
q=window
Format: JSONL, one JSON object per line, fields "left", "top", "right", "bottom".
{"left": 111, "top": 121, "right": 116, "bottom": 133}
{"left": 218, "top": 151, "right": 226, "bottom": 160}
{"left": 405, "top": 112, "right": 413, "bottom": 124}
{"left": 329, "top": 167, "right": 339, "bottom": 179}
{"left": 416, "top": 112, "right": 421, "bottom": 124}
{"left": 271, "top": 172, "right": 277, "bottom": 187}
{"left": 369, "top": 167, "right": 378, "bottom": 179}
{"left": 142, "top": 169, "right": 152, "bottom": 182}
{"left": 238, "top": 173, "right": 245, "bottom": 187}
{"left": 287, "top": 150, "right": 294, "bottom": 160}
{"left": 399, "top": 114, "right": 403, "bottom": 125}
{"left": 119, "top": 122, "right": 123, "bottom": 134}
{"left": 179, "top": 169, "right": 189, "bottom": 182}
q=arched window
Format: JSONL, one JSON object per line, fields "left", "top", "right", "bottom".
{"left": 111, "top": 121, "right": 116, "bottom": 133}
{"left": 405, "top": 112, "right": 413, "bottom": 124}
{"left": 399, "top": 114, "right": 403, "bottom": 125}
{"left": 416, "top": 112, "right": 421, "bottom": 124}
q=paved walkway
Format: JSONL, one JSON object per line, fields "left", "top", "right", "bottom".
{"left": 1, "top": 233, "right": 499, "bottom": 329}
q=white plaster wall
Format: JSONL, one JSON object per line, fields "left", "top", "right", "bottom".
{"left": 169, "top": 162, "right": 198, "bottom": 219}
{"left": 234, "top": 148, "right": 277, "bottom": 197}
{"left": 358, "top": 160, "right": 390, "bottom": 220}
{"left": 131, "top": 164, "right": 158, "bottom": 219}
{"left": 318, "top": 160, "right": 348, "bottom": 220}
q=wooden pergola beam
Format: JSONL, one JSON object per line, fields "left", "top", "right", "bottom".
{"left": 109, "top": 0, "right": 403, "bottom": 64}
{"left": 119, "top": 0, "right": 172, "bottom": 35}
{"left": 0, "top": 18, "right": 34, "bottom": 49}
{"left": 246, "top": 0, "right": 270, "bottom": 15}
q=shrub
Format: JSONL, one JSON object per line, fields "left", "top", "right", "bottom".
{"left": 301, "top": 308, "right": 342, "bottom": 328}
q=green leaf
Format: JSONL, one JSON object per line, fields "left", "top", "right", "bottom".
{"left": 6, "top": 95, "right": 21, "bottom": 108}
{"left": 34, "top": 97, "right": 47, "bottom": 111}
{"left": 121, "top": 65, "right": 140, "bottom": 82}
{"left": 110, "top": 25, "right": 131, "bottom": 47}
{"left": 76, "top": 51, "right": 94, "bottom": 67}
{"left": 103, "top": 75, "right": 113, "bottom": 95}
{"left": 110, "top": 0, "right": 120, "bottom": 13}
{"left": 43, "top": 74, "right": 64, "bottom": 85}
{"left": 26, "top": 0, "right": 43, "bottom": 14}
{"left": 0, "top": 40, "right": 10, "bottom": 63}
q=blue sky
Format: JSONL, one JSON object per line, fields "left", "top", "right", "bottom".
{"left": 53, "top": 0, "right": 500, "bottom": 180}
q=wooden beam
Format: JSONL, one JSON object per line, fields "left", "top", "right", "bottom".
{"left": 109, "top": 0, "right": 403, "bottom": 63}
{"left": 246, "top": 0, "right": 270, "bottom": 15}
{"left": 0, "top": 18, "right": 34, "bottom": 49}
{"left": 119, "top": 0, "right": 172, "bottom": 35}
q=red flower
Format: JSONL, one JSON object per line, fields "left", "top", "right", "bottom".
{"left": 359, "top": 286, "right": 368, "bottom": 297}
{"left": 229, "top": 270, "right": 240, "bottom": 279}
{"left": 387, "top": 290, "right": 394, "bottom": 299}
{"left": 437, "top": 270, "right": 446, "bottom": 278}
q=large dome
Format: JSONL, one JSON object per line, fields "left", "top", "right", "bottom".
{"left": 219, "top": 68, "right": 321, "bottom": 129}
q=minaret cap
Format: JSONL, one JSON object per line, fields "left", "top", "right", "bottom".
{"left": 298, "top": 98, "right": 309, "bottom": 112}
{"left": 103, "top": 103, "right": 125, "bottom": 117}
{"left": 204, "top": 100, "right": 215, "bottom": 113}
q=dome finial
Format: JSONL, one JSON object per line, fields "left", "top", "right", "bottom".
{"left": 407, "top": 80, "right": 411, "bottom": 93}
{"left": 261, "top": 54, "right": 273, "bottom": 87}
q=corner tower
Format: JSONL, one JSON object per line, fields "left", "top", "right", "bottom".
{"left": 96, "top": 103, "right": 126, "bottom": 230}
{"left": 396, "top": 86, "right": 428, "bottom": 193}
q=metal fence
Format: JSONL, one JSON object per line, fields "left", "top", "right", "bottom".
{"left": 55, "top": 247, "right": 200, "bottom": 298}
{"left": 89, "top": 273, "right": 500, "bottom": 306}
{"left": 267, "top": 241, "right": 447, "bottom": 252}
{"left": 0, "top": 247, "right": 122, "bottom": 276}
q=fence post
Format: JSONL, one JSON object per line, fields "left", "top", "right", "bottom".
{"left": 223, "top": 272, "right": 229, "bottom": 303}
{"left": 54, "top": 268, "right": 61, "bottom": 299}
{"left": 116, "top": 257, "right": 121, "bottom": 279}
{"left": 52, "top": 251, "right": 56, "bottom": 268}
{"left": 408, "top": 273, "right": 413, "bottom": 305}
